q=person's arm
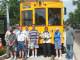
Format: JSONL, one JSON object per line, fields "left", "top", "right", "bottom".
{"left": 72, "top": 29, "right": 75, "bottom": 39}
{"left": 26, "top": 34, "right": 30, "bottom": 47}
{"left": 49, "top": 33, "right": 52, "bottom": 39}
{"left": 28, "top": 32, "right": 31, "bottom": 44}
{"left": 36, "top": 32, "right": 39, "bottom": 44}
{"left": 24, "top": 35, "right": 27, "bottom": 46}
{"left": 5, "top": 32, "right": 9, "bottom": 42}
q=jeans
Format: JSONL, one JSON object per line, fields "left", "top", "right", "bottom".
{"left": 43, "top": 43, "right": 51, "bottom": 56}
{"left": 66, "top": 44, "right": 73, "bottom": 59}
{"left": 18, "top": 41, "right": 25, "bottom": 50}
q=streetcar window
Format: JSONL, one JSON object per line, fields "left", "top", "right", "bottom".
{"left": 35, "top": 8, "right": 46, "bottom": 26}
{"left": 48, "top": 8, "right": 61, "bottom": 26}
{"left": 22, "top": 10, "right": 32, "bottom": 26}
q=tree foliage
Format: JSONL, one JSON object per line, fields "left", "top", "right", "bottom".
{"left": 9, "top": 0, "right": 20, "bottom": 25}
{"left": 0, "top": 0, "right": 20, "bottom": 25}
{"left": 67, "top": 0, "right": 80, "bottom": 28}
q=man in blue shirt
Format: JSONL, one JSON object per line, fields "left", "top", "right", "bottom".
{"left": 66, "top": 25, "right": 75, "bottom": 60}
{"left": 54, "top": 28, "right": 62, "bottom": 59}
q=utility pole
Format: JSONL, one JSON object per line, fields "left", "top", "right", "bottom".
{"left": 6, "top": 0, "right": 10, "bottom": 29}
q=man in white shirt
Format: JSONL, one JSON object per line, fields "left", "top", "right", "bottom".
{"left": 17, "top": 27, "right": 26, "bottom": 58}
{"left": 41, "top": 27, "right": 51, "bottom": 57}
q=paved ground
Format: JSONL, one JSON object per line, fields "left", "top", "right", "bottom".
{"left": 73, "top": 32, "right": 80, "bottom": 60}
{"left": 5, "top": 55, "right": 65, "bottom": 60}
{"left": 4, "top": 53, "right": 75, "bottom": 60}
{"left": 73, "top": 41, "right": 80, "bottom": 60}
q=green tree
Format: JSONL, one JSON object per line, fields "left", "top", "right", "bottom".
{"left": 67, "top": 0, "right": 80, "bottom": 27}
{"left": 0, "top": 0, "right": 20, "bottom": 25}
{"left": 9, "top": 0, "right": 20, "bottom": 25}
{"left": 0, "top": 0, "right": 6, "bottom": 15}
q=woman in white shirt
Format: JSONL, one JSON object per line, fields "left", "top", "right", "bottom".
{"left": 41, "top": 27, "right": 51, "bottom": 57}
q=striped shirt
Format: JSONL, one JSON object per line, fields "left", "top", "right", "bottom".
{"left": 29, "top": 30, "right": 39, "bottom": 41}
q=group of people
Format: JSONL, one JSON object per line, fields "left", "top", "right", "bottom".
{"left": 4, "top": 24, "right": 74, "bottom": 60}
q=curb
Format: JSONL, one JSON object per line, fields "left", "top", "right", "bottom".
{"left": 0, "top": 54, "right": 7, "bottom": 57}
{"left": 0, "top": 54, "right": 7, "bottom": 60}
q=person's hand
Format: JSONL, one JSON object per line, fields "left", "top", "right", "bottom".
{"left": 36, "top": 40, "right": 38, "bottom": 45}
{"left": 24, "top": 43, "right": 26, "bottom": 46}
{"left": 51, "top": 29, "right": 53, "bottom": 32}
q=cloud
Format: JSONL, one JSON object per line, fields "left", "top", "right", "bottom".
{"left": 62, "top": 0, "right": 76, "bottom": 20}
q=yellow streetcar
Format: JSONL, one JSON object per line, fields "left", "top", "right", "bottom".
{"left": 20, "top": 0, "right": 65, "bottom": 52}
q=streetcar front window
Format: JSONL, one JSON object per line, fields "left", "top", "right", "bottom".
{"left": 35, "top": 8, "right": 46, "bottom": 26}
{"left": 48, "top": 8, "right": 61, "bottom": 26}
{"left": 22, "top": 10, "right": 32, "bottom": 26}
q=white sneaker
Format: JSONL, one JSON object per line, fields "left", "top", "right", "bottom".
{"left": 59, "top": 56, "right": 61, "bottom": 60}
{"left": 30, "top": 55, "right": 34, "bottom": 58}
{"left": 35, "top": 55, "right": 37, "bottom": 58}
{"left": 13, "top": 56, "right": 16, "bottom": 60}
{"left": 27, "top": 55, "right": 29, "bottom": 57}
{"left": 55, "top": 56, "right": 58, "bottom": 59}
{"left": 9, "top": 57, "right": 13, "bottom": 60}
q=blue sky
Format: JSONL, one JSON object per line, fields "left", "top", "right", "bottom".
{"left": 62, "top": 0, "right": 76, "bottom": 20}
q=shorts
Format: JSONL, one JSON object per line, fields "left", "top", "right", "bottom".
{"left": 54, "top": 40, "right": 61, "bottom": 49}
{"left": 9, "top": 45, "right": 16, "bottom": 51}
{"left": 18, "top": 41, "right": 25, "bottom": 50}
{"left": 29, "top": 40, "right": 39, "bottom": 49}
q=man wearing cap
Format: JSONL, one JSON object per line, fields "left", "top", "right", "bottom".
{"left": 54, "top": 28, "right": 62, "bottom": 59}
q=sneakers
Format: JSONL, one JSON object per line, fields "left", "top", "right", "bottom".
{"left": 35, "top": 55, "right": 37, "bottom": 58}
{"left": 8, "top": 56, "right": 13, "bottom": 60}
{"left": 27, "top": 55, "right": 29, "bottom": 58}
{"left": 58, "top": 56, "right": 61, "bottom": 60}
{"left": 13, "top": 56, "right": 16, "bottom": 60}
{"left": 55, "top": 56, "right": 58, "bottom": 59}
{"left": 30, "top": 55, "right": 34, "bottom": 58}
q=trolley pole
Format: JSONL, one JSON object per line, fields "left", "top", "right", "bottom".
{"left": 6, "top": 0, "right": 10, "bottom": 29}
